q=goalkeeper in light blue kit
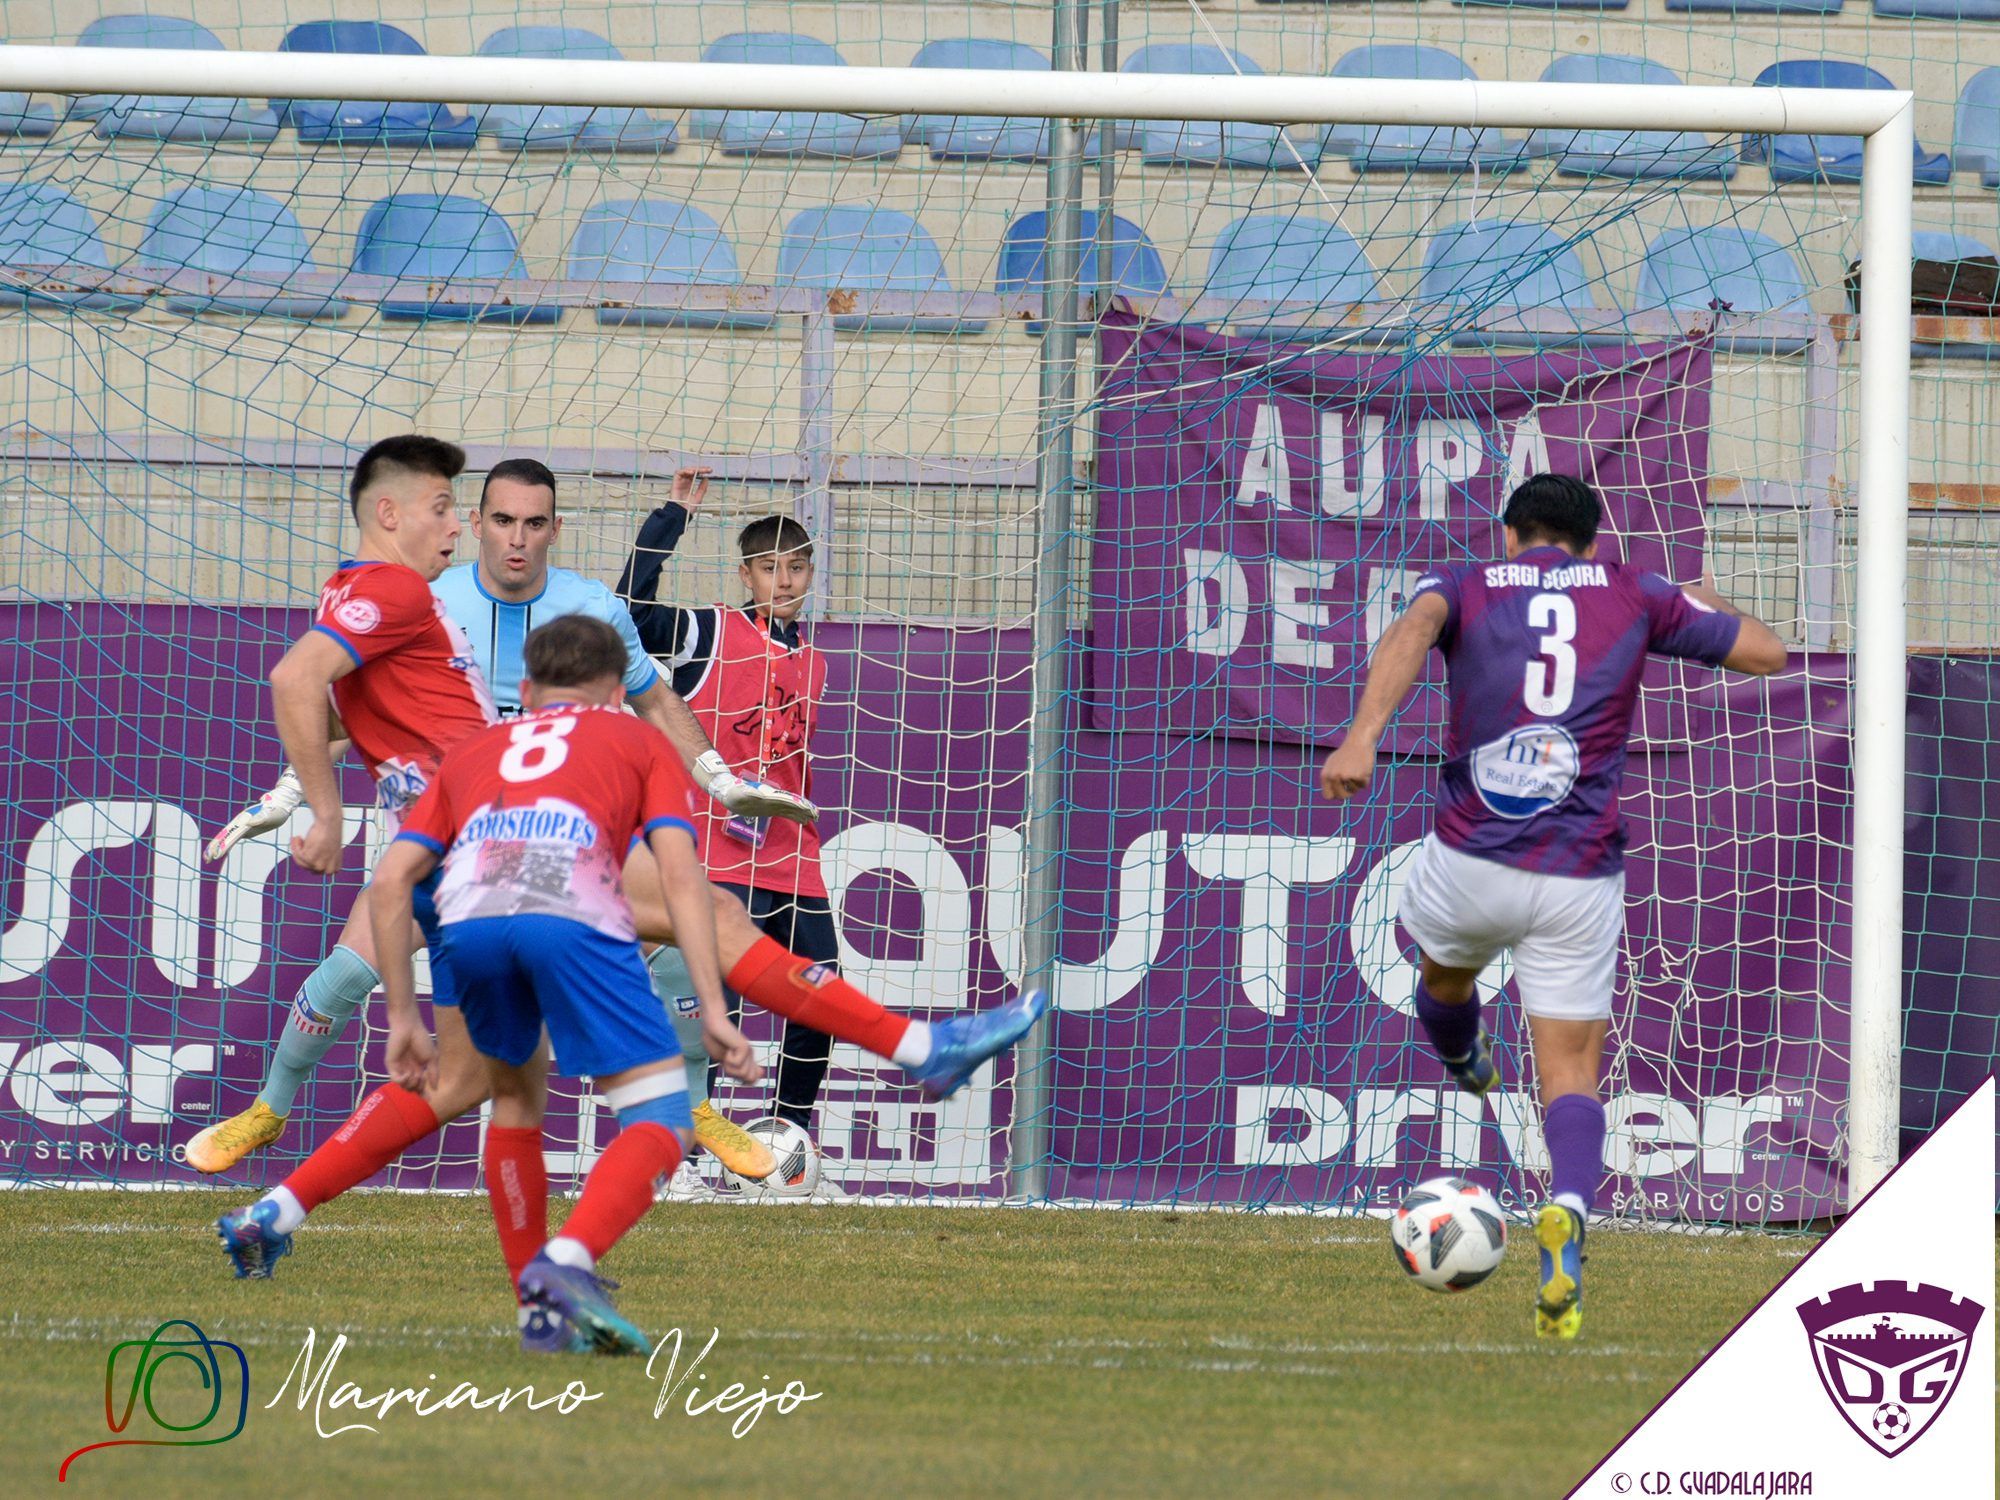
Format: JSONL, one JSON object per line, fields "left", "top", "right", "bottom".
{"left": 1320, "top": 474, "right": 1785, "bottom": 1340}
{"left": 191, "top": 460, "right": 805, "bottom": 1181}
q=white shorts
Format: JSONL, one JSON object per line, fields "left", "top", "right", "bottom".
{"left": 1396, "top": 834, "right": 1624, "bottom": 1022}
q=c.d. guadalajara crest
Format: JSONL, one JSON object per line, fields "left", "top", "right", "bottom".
{"left": 1796, "top": 1281, "right": 1984, "bottom": 1458}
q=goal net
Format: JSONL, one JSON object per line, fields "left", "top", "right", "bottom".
{"left": 0, "top": 27, "right": 1954, "bottom": 1225}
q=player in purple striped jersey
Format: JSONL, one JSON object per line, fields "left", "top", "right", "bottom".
{"left": 1320, "top": 474, "right": 1786, "bottom": 1340}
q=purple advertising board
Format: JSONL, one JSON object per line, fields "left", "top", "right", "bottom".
{"left": 4, "top": 601, "right": 1933, "bottom": 1222}
{"left": 1089, "top": 312, "right": 1715, "bottom": 750}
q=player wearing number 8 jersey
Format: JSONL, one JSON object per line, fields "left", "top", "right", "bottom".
{"left": 1320, "top": 474, "right": 1786, "bottom": 1341}
{"left": 374, "top": 618, "right": 745, "bottom": 1351}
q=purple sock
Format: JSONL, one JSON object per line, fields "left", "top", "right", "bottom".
{"left": 1544, "top": 1093, "right": 1607, "bottom": 1214}
{"left": 1412, "top": 979, "right": 1480, "bottom": 1063}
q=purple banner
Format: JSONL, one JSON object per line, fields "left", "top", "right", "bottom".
{"left": 3, "top": 602, "right": 1932, "bottom": 1220}
{"left": 1090, "top": 312, "right": 1715, "bottom": 749}
{"left": 0, "top": 605, "right": 1031, "bottom": 1199}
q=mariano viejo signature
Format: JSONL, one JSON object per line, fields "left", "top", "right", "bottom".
{"left": 266, "top": 1326, "right": 823, "bottom": 1440}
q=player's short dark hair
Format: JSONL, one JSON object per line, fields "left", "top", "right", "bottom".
{"left": 1502, "top": 473, "right": 1601, "bottom": 551}
{"left": 524, "top": 615, "right": 627, "bottom": 689}
{"left": 349, "top": 435, "right": 466, "bottom": 519}
{"left": 480, "top": 457, "right": 557, "bottom": 512}
{"left": 738, "top": 514, "right": 814, "bottom": 561}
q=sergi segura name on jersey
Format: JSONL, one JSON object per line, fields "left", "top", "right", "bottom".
{"left": 1482, "top": 562, "right": 1610, "bottom": 591}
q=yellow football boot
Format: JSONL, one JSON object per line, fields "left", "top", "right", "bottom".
{"left": 1534, "top": 1203, "right": 1587, "bottom": 1340}
{"left": 692, "top": 1101, "right": 776, "bottom": 1181}
{"left": 185, "top": 1100, "right": 286, "bottom": 1175}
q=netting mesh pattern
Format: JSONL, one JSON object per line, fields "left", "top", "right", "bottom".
{"left": 0, "top": 0, "right": 1993, "bottom": 1218}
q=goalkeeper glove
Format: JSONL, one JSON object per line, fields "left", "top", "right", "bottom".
{"left": 204, "top": 767, "right": 305, "bottom": 863}
{"left": 694, "top": 750, "right": 819, "bottom": 827}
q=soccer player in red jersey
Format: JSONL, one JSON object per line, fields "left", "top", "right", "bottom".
{"left": 371, "top": 616, "right": 742, "bottom": 1352}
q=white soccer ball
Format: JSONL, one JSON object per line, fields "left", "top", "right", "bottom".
{"left": 1390, "top": 1176, "right": 1508, "bottom": 1292}
{"left": 723, "top": 1117, "right": 822, "bottom": 1199}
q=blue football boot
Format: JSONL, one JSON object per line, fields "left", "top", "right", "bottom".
{"left": 906, "top": 988, "right": 1051, "bottom": 1101}
{"left": 517, "top": 1253, "right": 649, "bottom": 1357}
{"left": 1442, "top": 1028, "right": 1498, "bottom": 1100}
{"left": 216, "top": 1200, "right": 292, "bottom": 1280}
{"left": 518, "top": 1301, "right": 592, "bottom": 1355}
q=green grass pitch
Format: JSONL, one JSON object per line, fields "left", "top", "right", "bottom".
{"left": 2, "top": 1191, "right": 1812, "bottom": 1500}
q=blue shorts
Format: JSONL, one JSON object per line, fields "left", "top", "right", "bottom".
{"left": 410, "top": 874, "right": 463, "bottom": 1009}
{"left": 433, "top": 914, "right": 682, "bottom": 1079}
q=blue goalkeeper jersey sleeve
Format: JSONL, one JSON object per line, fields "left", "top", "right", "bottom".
{"left": 431, "top": 563, "right": 660, "bottom": 715}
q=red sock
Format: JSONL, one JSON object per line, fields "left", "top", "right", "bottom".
{"left": 483, "top": 1125, "right": 548, "bottom": 1291}
{"left": 559, "top": 1122, "right": 682, "bottom": 1262}
{"left": 280, "top": 1084, "right": 440, "bottom": 1212}
{"left": 727, "top": 936, "right": 912, "bottom": 1061}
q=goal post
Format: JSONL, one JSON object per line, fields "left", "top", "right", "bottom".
{"left": 0, "top": 43, "right": 1913, "bottom": 1212}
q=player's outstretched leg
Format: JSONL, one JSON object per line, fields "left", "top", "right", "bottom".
{"left": 1411, "top": 967, "right": 1496, "bottom": 1099}
{"left": 189, "top": 932, "right": 381, "bottom": 1174}
{"left": 724, "top": 930, "right": 1049, "bottom": 1101}
{"left": 213, "top": 1007, "right": 490, "bottom": 1279}
{"left": 647, "top": 943, "right": 774, "bottom": 1189}
{"left": 517, "top": 1072, "right": 689, "bottom": 1357}
{"left": 626, "top": 863, "right": 1051, "bottom": 1101}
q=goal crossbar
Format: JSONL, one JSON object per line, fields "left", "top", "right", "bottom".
{"left": 0, "top": 45, "right": 1908, "bottom": 137}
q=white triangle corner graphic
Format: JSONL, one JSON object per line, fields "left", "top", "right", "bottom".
{"left": 1569, "top": 1076, "right": 1996, "bottom": 1499}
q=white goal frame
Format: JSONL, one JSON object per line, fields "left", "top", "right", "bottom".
{"left": 0, "top": 44, "right": 1914, "bottom": 1208}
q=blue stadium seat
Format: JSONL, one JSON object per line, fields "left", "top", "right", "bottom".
{"left": 1913, "top": 230, "right": 1999, "bottom": 262}
{"left": 1744, "top": 62, "right": 1953, "bottom": 184}
{"left": 1324, "top": 48, "right": 1526, "bottom": 172}
{"left": 0, "top": 93, "right": 54, "bottom": 138}
{"left": 474, "top": 28, "right": 677, "bottom": 152}
{"left": 1633, "top": 226, "right": 1812, "bottom": 316}
{"left": 1457, "top": 0, "right": 1627, "bottom": 8}
{"left": 1418, "top": 220, "right": 1599, "bottom": 325}
{"left": 1954, "top": 68, "right": 2000, "bottom": 184}
{"left": 1874, "top": 0, "right": 2000, "bottom": 15}
{"left": 689, "top": 35, "right": 902, "bottom": 159}
{"left": 907, "top": 40, "right": 1051, "bottom": 161}
{"left": 997, "top": 211, "right": 1168, "bottom": 332}
{"left": 275, "top": 22, "right": 478, "bottom": 148}
{"left": 1529, "top": 57, "right": 1735, "bottom": 178}
{"left": 1120, "top": 45, "right": 1317, "bottom": 171}
{"left": 351, "top": 194, "right": 556, "bottom": 323}
{"left": 778, "top": 207, "right": 981, "bottom": 334}
{"left": 568, "top": 199, "right": 769, "bottom": 330}
{"left": 1669, "top": 0, "right": 1839, "bottom": 11}
{"left": 136, "top": 185, "right": 346, "bottom": 319}
{"left": 0, "top": 180, "right": 135, "bottom": 310}
{"left": 74, "top": 16, "right": 277, "bottom": 142}
{"left": 1202, "top": 215, "right": 1377, "bottom": 327}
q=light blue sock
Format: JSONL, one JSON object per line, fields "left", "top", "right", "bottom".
{"left": 257, "top": 945, "right": 378, "bottom": 1116}
{"left": 647, "top": 945, "right": 710, "bottom": 1108}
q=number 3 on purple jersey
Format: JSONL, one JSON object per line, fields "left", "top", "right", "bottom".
{"left": 1523, "top": 593, "right": 1578, "bottom": 716}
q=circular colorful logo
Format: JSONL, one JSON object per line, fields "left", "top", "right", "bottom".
{"left": 1470, "top": 724, "right": 1581, "bottom": 819}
